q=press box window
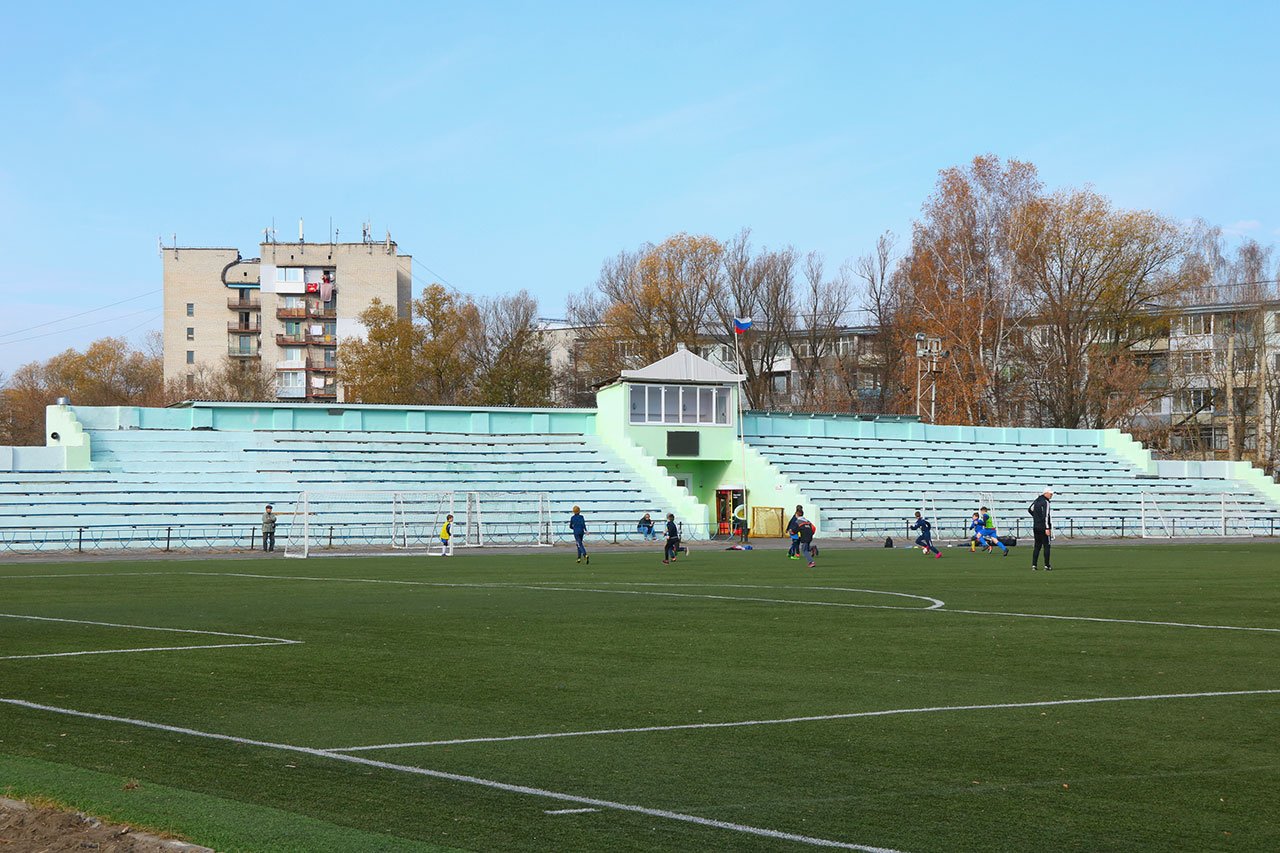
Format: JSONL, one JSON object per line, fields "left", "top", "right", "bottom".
{"left": 629, "top": 384, "right": 731, "bottom": 426}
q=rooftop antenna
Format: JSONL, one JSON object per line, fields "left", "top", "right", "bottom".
{"left": 157, "top": 236, "right": 163, "bottom": 257}
{"left": 299, "top": 217, "right": 305, "bottom": 244}
{"left": 385, "top": 229, "right": 392, "bottom": 252}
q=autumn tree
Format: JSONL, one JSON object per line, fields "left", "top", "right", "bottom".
{"left": 899, "top": 155, "right": 1041, "bottom": 424}
{"left": 339, "top": 284, "right": 486, "bottom": 405}
{"left": 338, "top": 298, "right": 427, "bottom": 404}
{"left": 1012, "top": 188, "right": 1191, "bottom": 429}
{"left": 414, "top": 284, "right": 482, "bottom": 405}
{"left": 0, "top": 337, "right": 166, "bottom": 445}
{"left": 569, "top": 234, "right": 724, "bottom": 387}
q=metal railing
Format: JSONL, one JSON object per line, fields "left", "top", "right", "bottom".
{"left": 1, "top": 514, "right": 1275, "bottom": 556}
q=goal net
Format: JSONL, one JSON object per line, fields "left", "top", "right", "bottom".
{"left": 1140, "top": 492, "right": 1255, "bottom": 538}
{"left": 283, "top": 490, "right": 552, "bottom": 558}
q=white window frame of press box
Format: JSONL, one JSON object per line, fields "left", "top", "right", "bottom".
{"left": 629, "top": 384, "right": 732, "bottom": 426}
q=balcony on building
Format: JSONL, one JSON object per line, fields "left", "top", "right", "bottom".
{"left": 277, "top": 306, "right": 308, "bottom": 320}
{"left": 306, "top": 383, "right": 338, "bottom": 399}
{"left": 276, "top": 333, "right": 307, "bottom": 347}
{"left": 306, "top": 358, "right": 337, "bottom": 372}
{"left": 228, "top": 342, "right": 261, "bottom": 358}
{"left": 227, "top": 295, "right": 261, "bottom": 311}
{"left": 307, "top": 304, "right": 337, "bottom": 320}
{"left": 228, "top": 319, "right": 262, "bottom": 333}
{"left": 305, "top": 331, "right": 337, "bottom": 345}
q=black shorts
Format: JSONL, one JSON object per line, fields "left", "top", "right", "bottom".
{"left": 1034, "top": 529, "right": 1050, "bottom": 544}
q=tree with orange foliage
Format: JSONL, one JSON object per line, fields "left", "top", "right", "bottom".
{"left": 897, "top": 155, "right": 1041, "bottom": 424}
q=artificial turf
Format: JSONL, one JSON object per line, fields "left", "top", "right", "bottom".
{"left": 0, "top": 541, "right": 1277, "bottom": 852}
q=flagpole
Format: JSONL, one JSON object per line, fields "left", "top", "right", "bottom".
{"left": 733, "top": 323, "right": 748, "bottom": 543}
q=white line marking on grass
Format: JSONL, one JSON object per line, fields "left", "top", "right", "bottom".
{"left": 0, "top": 698, "right": 903, "bottom": 853}
{"left": 532, "top": 582, "right": 946, "bottom": 609}
{"left": 545, "top": 807, "right": 599, "bottom": 815}
{"left": 190, "top": 572, "right": 944, "bottom": 613}
{"left": 181, "top": 572, "right": 1280, "bottom": 633}
{"left": 325, "top": 689, "right": 1280, "bottom": 752}
{"left": 0, "top": 613, "right": 301, "bottom": 661}
{"left": 937, "top": 607, "right": 1280, "bottom": 634}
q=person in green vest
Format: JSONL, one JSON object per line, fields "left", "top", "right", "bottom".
{"left": 979, "top": 506, "right": 1008, "bottom": 556}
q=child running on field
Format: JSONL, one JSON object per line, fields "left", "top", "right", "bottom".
{"left": 979, "top": 506, "right": 1009, "bottom": 556}
{"left": 911, "top": 511, "right": 942, "bottom": 558}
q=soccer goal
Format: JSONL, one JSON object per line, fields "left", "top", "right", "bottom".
{"left": 283, "top": 490, "right": 552, "bottom": 558}
{"left": 1139, "top": 492, "right": 1256, "bottom": 539}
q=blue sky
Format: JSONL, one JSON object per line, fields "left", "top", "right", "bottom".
{"left": 1, "top": 1, "right": 1277, "bottom": 372}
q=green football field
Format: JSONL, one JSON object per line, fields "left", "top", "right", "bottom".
{"left": 1, "top": 541, "right": 1277, "bottom": 852}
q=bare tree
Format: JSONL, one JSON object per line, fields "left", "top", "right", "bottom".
{"left": 472, "top": 290, "right": 555, "bottom": 407}
{"left": 854, "top": 231, "right": 908, "bottom": 413}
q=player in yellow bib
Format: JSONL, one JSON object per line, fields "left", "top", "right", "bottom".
{"left": 439, "top": 513, "right": 454, "bottom": 557}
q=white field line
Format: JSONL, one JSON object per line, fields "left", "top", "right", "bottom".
{"left": 325, "top": 689, "right": 1280, "bottom": 752}
{"left": 185, "top": 572, "right": 1280, "bottom": 634}
{"left": 534, "top": 582, "right": 945, "bottom": 609}
{"left": 0, "top": 697, "right": 902, "bottom": 853}
{"left": 187, "top": 572, "right": 944, "bottom": 613}
{"left": 0, "top": 612, "right": 301, "bottom": 661}
{"left": 545, "top": 807, "right": 599, "bottom": 815}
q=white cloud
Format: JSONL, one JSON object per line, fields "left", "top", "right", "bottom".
{"left": 1224, "top": 219, "right": 1262, "bottom": 235}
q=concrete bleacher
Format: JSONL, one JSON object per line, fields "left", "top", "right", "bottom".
{"left": 744, "top": 414, "right": 1280, "bottom": 540}
{"left": 1, "top": 398, "right": 1277, "bottom": 552}
{"left": 0, "top": 407, "right": 683, "bottom": 552}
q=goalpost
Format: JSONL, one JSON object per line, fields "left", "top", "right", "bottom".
{"left": 284, "top": 490, "right": 552, "bottom": 558}
{"left": 1140, "top": 492, "right": 1256, "bottom": 539}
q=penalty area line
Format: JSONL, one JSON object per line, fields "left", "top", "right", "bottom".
{"left": 0, "top": 698, "right": 903, "bottom": 853}
{"left": 326, "top": 688, "right": 1280, "bottom": 752}
{"left": 0, "top": 612, "right": 301, "bottom": 661}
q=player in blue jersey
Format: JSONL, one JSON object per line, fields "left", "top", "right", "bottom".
{"left": 911, "top": 511, "right": 942, "bottom": 558}
{"left": 979, "top": 506, "right": 1008, "bottom": 556}
{"left": 968, "top": 512, "right": 984, "bottom": 552}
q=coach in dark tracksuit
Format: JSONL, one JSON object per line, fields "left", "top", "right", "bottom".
{"left": 1028, "top": 487, "right": 1053, "bottom": 571}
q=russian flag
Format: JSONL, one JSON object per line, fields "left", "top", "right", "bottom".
{"left": 732, "top": 317, "right": 753, "bottom": 335}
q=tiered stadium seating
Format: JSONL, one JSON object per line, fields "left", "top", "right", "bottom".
{"left": 0, "top": 427, "right": 677, "bottom": 551}
{"left": 746, "top": 430, "right": 1280, "bottom": 539}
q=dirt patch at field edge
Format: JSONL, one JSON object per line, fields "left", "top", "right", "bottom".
{"left": 0, "top": 796, "right": 214, "bottom": 852}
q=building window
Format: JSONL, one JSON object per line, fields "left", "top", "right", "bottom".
{"left": 185, "top": 374, "right": 194, "bottom": 392}
{"left": 282, "top": 347, "right": 305, "bottom": 363}
{"left": 186, "top": 350, "right": 194, "bottom": 364}
{"left": 629, "top": 384, "right": 732, "bottom": 426}
{"left": 186, "top": 303, "right": 194, "bottom": 317}
{"left": 1173, "top": 388, "right": 1216, "bottom": 414}
{"left": 283, "top": 295, "right": 304, "bottom": 309}
{"left": 276, "top": 267, "right": 303, "bottom": 283}
{"left": 186, "top": 327, "right": 194, "bottom": 341}
{"left": 277, "top": 371, "right": 305, "bottom": 390}
{"left": 1174, "top": 314, "right": 1211, "bottom": 336}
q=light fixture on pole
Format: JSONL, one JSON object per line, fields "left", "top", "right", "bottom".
{"left": 915, "top": 333, "right": 950, "bottom": 422}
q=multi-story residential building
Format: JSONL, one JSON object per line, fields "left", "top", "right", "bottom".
{"left": 162, "top": 234, "right": 412, "bottom": 401}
